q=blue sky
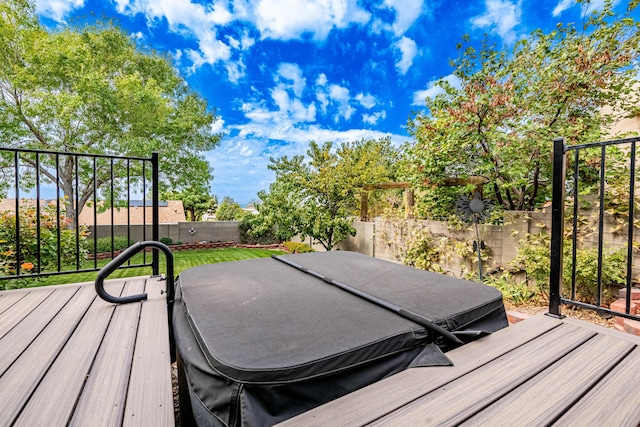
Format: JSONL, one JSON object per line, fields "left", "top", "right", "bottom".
{"left": 34, "top": 0, "right": 635, "bottom": 205}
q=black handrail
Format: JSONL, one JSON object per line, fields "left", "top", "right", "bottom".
{"left": 95, "top": 240, "right": 174, "bottom": 304}
{"left": 95, "top": 240, "right": 176, "bottom": 362}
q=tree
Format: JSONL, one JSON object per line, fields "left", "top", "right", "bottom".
{"left": 215, "top": 196, "right": 245, "bottom": 221}
{"left": 405, "top": 2, "right": 640, "bottom": 215}
{"left": 163, "top": 185, "right": 216, "bottom": 221}
{"left": 261, "top": 137, "right": 400, "bottom": 250}
{"left": 0, "top": 0, "right": 221, "bottom": 225}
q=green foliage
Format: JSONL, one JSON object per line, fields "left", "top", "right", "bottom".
{"left": 380, "top": 218, "right": 488, "bottom": 279}
{"left": 405, "top": 3, "right": 640, "bottom": 216}
{"left": 163, "top": 186, "right": 216, "bottom": 221}
{"left": 85, "top": 236, "right": 134, "bottom": 254}
{"left": 484, "top": 273, "right": 538, "bottom": 305}
{"left": 282, "top": 241, "right": 314, "bottom": 253}
{"left": 260, "top": 137, "right": 400, "bottom": 250}
{"left": 238, "top": 214, "right": 280, "bottom": 245}
{"left": 160, "top": 237, "right": 173, "bottom": 246}
{"left": 511, "top": 231, "right": 627, "bottom": 303}
{"left": 216, "top": 196, "right": 245, "bottom": 221}
{"left": 0, "top": 1, "right": 221, "bottom": 224}
{"left": 0, "top": 202, "right": 88, "bottom": 289}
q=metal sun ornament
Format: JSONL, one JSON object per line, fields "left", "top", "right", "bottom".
{"left": 456, "top": 191, "right": 492, "bottom": 283}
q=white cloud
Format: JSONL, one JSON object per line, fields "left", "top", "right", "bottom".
{"left": 394, "top": 36, "right": 418, "bottom": 75}
{"left": 356, "top": 93, "right": 377, "bottom": 109}
{"left": 276, "top": 63, "right": 307, "bottom": 98}
{"left": 115, "top": 0, "right": 234, "bottom": 69}
{"left": 383, "top": 0, "right": 425, "bottom": 36}
{"left": 470, "top": 0, "right": 522, "bottom": 44}
{"left": 412, "top": 74, "right": 462, "bottom": 106}
{"left": 226, "top": 59, "right": 247, "bottom": 84}
{"left": 252, "top": 0, "right": 371, "bottom": 41}
{"left": 36, "top": 0, "right": 84, "bottom": 22}
{"left": 362, "top": 111, "right": 387, "bottom": 125}
{"left": 328, "top": 84, "right": 355, "bottom": 122}
{"left": 551, "top": 0, "right": 574, "bottom": 17}
{"left": 211, "top": 117, "right": 225, "bottom": 134}
{"left": 270, "top": 87, "right": 317, "bottom": 122}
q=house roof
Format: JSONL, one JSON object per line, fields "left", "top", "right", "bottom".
{"left": 0, "top": 199, "right": 186, "bottom": 225}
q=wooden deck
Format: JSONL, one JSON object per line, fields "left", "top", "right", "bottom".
{"left": 280, "top": 313, "right": 640, "bottom": 427}
{"left": 3, "top": 277, "right": 640, "bottom": 427}
{"left": 0, "top": 277, "right": 174, "bottom": 427}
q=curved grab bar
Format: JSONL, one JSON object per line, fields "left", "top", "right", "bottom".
{"left": 95, "top": 241, "right": 174, "bottom": 305}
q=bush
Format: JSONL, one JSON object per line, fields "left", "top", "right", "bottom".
{"left": 84, "top": 236, "right": 134, "bottom": 254}
{"left": 484, "top": 273, "right": 538, "bottom": 305}
{"left": 511, "top": 231, "right": 627, "bottom": 304}
{"left": 239, "top": 214, "right": 280, "bottom": 245}
{"left": 283, "top": 241, "right": 314, "bottom": 253}
{"left": 0, "top": 202, "right": 88, "bottom": 287}
{"left": 160, "top": 237, "right": 173, "bottom": 246}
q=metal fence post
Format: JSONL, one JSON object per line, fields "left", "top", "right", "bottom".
{"left": 152, "top": 151, "right": 160, "bottom": 277}
{"left": 548, "top": 137, "right": 566, "bottom": 318}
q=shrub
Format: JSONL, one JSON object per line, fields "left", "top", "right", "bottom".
{"left": 511, "top": 231, "right": 627, "bottom": 304}
{"left": 0, "top": 202, "right": 88, "bottom": 287}
{"left": 85, "top": 236, "right": 134, "bottom": 254}
{"left": 484, "top": 273, "right": 538, "bottom": 305}
{"left": 239, "top": 214, "right": 280, "bottom": 245}
{"left": 160, "top": 237, "right": 173, "bottom": 246}
{"left": 283, "top": 241, "right": 314, "bottom": 253}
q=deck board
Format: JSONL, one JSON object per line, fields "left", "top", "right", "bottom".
{"left": 70, "top": 279, "right": 146, "bottom": 426}
{"left": 281, "top": 314, "right": 640, "bottom": 427}
{"left": 0, "top": 285, "right": 94, "bottom": 421}
{"left": 0, "top": 288, "right": 53, "bottom": 339}
{"left": 123, "top": 278, "right": 174, "bottom": 427}
{"left": 0, "top": 278, "right": 174, "bottom": 427}
{"left": 13, "top": 282, "right": 124, "bottom": 427}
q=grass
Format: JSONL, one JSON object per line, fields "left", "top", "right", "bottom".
{"left": 20, "top": 247, "right": 285, "bottom": 288}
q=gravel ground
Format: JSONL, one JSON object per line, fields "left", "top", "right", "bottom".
{"left": 503, "top": 300, "right": 617, "bottom": 328}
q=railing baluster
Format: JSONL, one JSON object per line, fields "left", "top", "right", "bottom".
{"left": 56, "top": 154, "right": 61, "bottom": 272}
{"left": 75, "top": 155, "right": 80, "bottom": 270}
{"left": 14, "top": 151, "right": 20, "bottom": 277}
{"left": 93, "top": 156, "right": 98, "bottom": 270}
{"left": 571, "top": 150, "right": 579, "bottom": 301}
{"left": 596, "top": 145, "right": 606, "bottom": 308}
{"left": 152, "top": 152, "right": 159, "bottom": 276}
{"left": 35, "top": 153, "right": 41, "bottom": 273}
{"left": 110, "top": 158, "right": 115, "bottom": 258}
{"left": 625, "top": 142, "right": 636, "bottom": 315}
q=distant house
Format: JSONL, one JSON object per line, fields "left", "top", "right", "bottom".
{"left": 0, "top": 199, "right": 187, "bottom": 224}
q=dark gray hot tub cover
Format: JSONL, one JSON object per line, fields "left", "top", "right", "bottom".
{"left": 173, "top": 251, "right": 508, "bottom": 426}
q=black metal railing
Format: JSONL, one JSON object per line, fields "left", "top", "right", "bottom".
{"left": 550, "top": 136, "right": 639, "bottom": 320}
{"left": 0, "top": 147, "right": 160, "bottom": 283}
{"left": 95, "top": 240, "right": 175, "bottom": 361}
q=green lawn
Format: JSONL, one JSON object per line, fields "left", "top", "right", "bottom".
{"left": 31, "top": 247, "right": 285, "bottom": 287}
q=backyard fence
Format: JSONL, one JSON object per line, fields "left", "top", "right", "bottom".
{"left": 0, "top": 147, "right": 160, "bottom": 282}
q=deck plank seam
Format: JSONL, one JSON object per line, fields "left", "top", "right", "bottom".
{"left": 0, "top": 292, "right": 28, "bottom": 317}
{"left": 119, "top": 279, "right": 147, "bottom": 426}
{"left": 547, "top": 342, "right": 638, "bottom": 426}
{"left": 10, "top": 288, "right": 99, "bottom": 424}
{"left": 365, "top": 323, "right": 598, "bottom": 426}
{"left": 65, "top": 281, "right": 126, "bottom": 425}
{"left": 0, "top": 287, "right": 80, "bottom": 378}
